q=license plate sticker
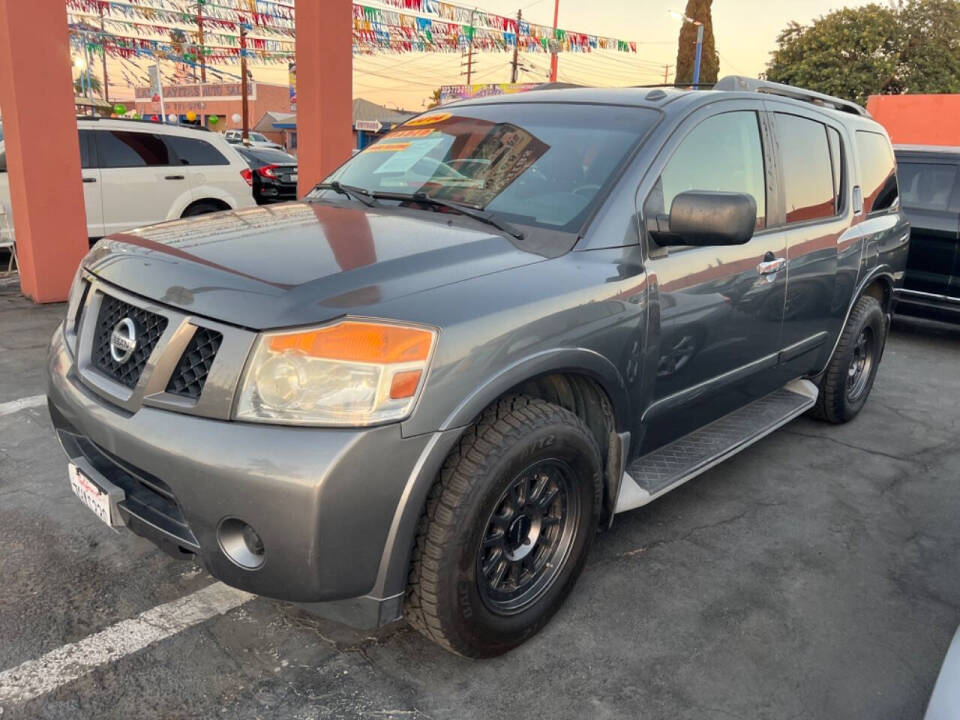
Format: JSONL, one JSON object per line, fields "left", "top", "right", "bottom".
{"left": 69, "top": 463, "right": 122, "bottom": 528}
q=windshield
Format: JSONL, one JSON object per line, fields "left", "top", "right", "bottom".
{"left": 320, "top": 103, "right": 658, "bottom": 233}
{"left": 249, "top": 133, "right": 269, "bottom": 143}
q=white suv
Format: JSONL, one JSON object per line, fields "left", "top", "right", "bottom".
{"left": 0, "top": 118, "right": 255, "bottom": 240}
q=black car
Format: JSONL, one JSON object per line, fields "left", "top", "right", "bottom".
{"left": 894, "top": 145, "right": 960, "bottom": 321}
{"left": 236, "top": 146, "right": 298, "bottom": 204}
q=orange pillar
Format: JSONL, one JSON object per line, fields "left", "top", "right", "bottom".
{"left": 295, "top": 0, "right": 353, "bottom": 198}
{"left": 0, "top": 0, "right": 88, "bottom": 303}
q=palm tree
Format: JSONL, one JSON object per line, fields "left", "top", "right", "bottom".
{"left": 427, "top": 88, "right": 443, "bottom": 108}
{"left": 74, "top": 75, "right": 103, "bottom": 98}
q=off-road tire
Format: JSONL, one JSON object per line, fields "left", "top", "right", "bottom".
{"left": 404, "top": 395, "right": 602, "bottom": 657}
{"left": 811, "top": 294, "right": 886, "bottom": 423}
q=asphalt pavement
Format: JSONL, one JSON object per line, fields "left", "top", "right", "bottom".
{"left": 1, "top": 281, "right": 958, "bottom": 720}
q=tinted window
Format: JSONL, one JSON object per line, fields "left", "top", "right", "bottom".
{"left": 97, "top": 131, "right": 170, "bottom": 168}
{"left": 79, "top": 130, "right": 95, "bottom": 170}
{"left": 775, "top": 114, "right": 835, "bottom": 223}
{"left": 658, "top": 111, "right": 766, "bottom": 228}
{"left": 328, "top": 104, "right": 659, "bottom": 233}
{"left": 164, "top": 136, "right": 229, "bottom": 166}
{"left": 898, "top": 162, "right": 957, "bottom": 212}
{"left": 828, "top": 127, "right": 844, "bottom": 213}
{"left": 856, "top": 131, "right": 898, "bottom": 213}
{"left": 0, "top": 150, "right": 5, "bottom": 173}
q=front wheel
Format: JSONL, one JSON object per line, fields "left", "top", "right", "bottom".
{"left": 404, "top": 395, "right": 602, "bottom": 657}
{"left": 811, "top": 294, "right": 886, "bottom": 423}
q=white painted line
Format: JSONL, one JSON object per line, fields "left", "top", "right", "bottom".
{"left": 0, "top": 582, "right": 252, "bottom": 705}
{"left": 0, "top": 394, "right": 45, "bottom": 417}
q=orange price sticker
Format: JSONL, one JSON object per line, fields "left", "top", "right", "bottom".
{"left": 405, "top": 113, "right": 451, "bottom": 127}
{"left": 367, "top": 142, "right": 411, "bottom": 153}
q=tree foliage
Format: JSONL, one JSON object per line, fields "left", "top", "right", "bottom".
{"left": 74, "top": 74, "right": 103, "bottom": 98}
{"left": 675, "top": 0, "right": 720, "bottom": 86}
{"left": 766, "top": 0, "right": 960, "bottom": 105}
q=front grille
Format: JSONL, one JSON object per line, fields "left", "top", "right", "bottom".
{"left": 166, "top": 327, "right": 223, "bottom": 399}
{"left": 92, "top": 294, "right": 168, "bottom": 388}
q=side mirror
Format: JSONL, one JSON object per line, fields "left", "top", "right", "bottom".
{"left": 649, "top": 191, "right": 757, "bottom": 247}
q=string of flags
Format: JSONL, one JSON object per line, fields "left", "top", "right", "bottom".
{"left": 66, "top": 0, "right": 639, "bottom": 61}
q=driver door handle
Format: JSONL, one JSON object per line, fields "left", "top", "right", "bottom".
{"left": 757, "top": 257, "right": 787, "bottom": 276}
{"left": 164, "top": 175, "right": 185, "bottom": 180}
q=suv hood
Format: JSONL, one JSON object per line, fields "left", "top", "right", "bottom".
{"left": 84, "top": 202, "right": 545, "bottom": 329}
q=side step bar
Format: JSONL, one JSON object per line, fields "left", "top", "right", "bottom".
{"left": 615, "top": 379, "right": 818, "bottom": 513}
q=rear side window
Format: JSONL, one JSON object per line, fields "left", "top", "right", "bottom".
{"left": 97, "top": 131, "right": 171, "bottom": 168}
{"left": 658, "top": 111, "right": 767, "bottom": 228}
{"left": 164, "top": 136, "right": 229, "bottom": 166}
{"left": 897, "top": 162, "right": 958, "bottom": 212}
{"left": 775, "top": 114, "right": 836, "bottom": 223}
{"left": 856, "top": 131, "right": 899, "bottom": 213}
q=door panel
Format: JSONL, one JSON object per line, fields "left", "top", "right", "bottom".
{"left": 640, "top": 108, "right": 786, "bottom": 453}
{"left": 94, "top": 129, "right": 185, "bottom": 235}
{"left": 770, "top": 113, "right": 845, "bottom": 376}
{"left": 79, "top": 130, "right": 104, "bottom": 238}
{"left": 897, "top": 161, "right": 960, "bottom": 296}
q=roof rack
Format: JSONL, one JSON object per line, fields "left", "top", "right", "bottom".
{"left": 713, "top": 76, "right": 869, "bottom": 117}
{"left": 76, "top": 116, "right": 211, "bottom": 131}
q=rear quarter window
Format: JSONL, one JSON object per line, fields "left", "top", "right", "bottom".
{"left": 897, "top": 162, "right": 958, "bottom": 212}
{"left": 856, "top": 131, "right": 899, "bottom": 214}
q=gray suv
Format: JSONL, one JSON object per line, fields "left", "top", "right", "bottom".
{"left": 47, "top": 77, "right": 909, "bottom": 657}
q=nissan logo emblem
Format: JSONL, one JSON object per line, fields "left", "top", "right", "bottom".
{"left": 109, "top": 318, "right": 138, "bottom": 364}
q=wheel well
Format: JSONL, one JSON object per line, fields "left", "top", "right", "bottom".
{"left": 182, "top": 198, "right": 230, "bottom": 216}
{"left": 862, "top": 277, "right": 892, "bottom": 314}
{"left": 506, "top": 372, "right": 620, "bottom": 525}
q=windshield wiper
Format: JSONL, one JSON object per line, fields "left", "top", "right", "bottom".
{"left": 371, "top": 191, "right": 525, "bottom": 240}
{"left": 313, "top": 181, "right": 379, "bottom": 208}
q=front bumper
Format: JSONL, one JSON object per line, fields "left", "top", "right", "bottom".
{"left": 47, "top": 322, "right": 452, "bottom": 623}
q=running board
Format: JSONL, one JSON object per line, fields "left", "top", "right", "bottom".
{"left": 615, "top": 379, "right": 818, "bottom": 513}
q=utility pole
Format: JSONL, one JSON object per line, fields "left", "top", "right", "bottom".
{"left": 663, "top": 64, "right": 672, "bottom": 84}
{"left": 549, "top": 0, "right": 559, "bottom": 82}
{"left": 510, "top": 9, "right": 522, "bottom": 83}
{"left": 197, "top": 1, "right": 206, "bottom": 83}
{"left": 98, "top": 5, "right": 109, "bottom": 102}
{"left": 692, "top": 23, "right": 704, "bottom": 87}
{"left": 460, "top": 8, "right": 477, "bottom": 85}
{"left": 240, "top": 23, "right": 249, "bottom": 139}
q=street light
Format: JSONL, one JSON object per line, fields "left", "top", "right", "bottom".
{"left": 668, "top": 10, "right": 704, "bottom": 88}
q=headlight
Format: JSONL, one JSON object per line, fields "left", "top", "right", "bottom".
{"left": 235, "top": 319, "right": 437, "bottom": 426}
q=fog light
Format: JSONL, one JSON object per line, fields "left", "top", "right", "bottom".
{"left": 218, "top": 518, "right": 265, "bottom": 569}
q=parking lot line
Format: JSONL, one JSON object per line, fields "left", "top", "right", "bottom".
{"left": 0, "top": 394, "right": 45, "bottom": 417}
{"left": 0, "top": 582, "right": 252, "bottom": 706}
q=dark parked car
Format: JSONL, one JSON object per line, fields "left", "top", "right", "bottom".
{"left": 236, "top": 146, "right": 299, "bottom": 204}
{"left": 47, "top": 77, "right": 908, "bottom": 658}
{"left": 893, "top": 145, "right": 960, "bottom": 321}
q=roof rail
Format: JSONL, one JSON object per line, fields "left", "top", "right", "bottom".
{"left": 713, "top": 76, "right": 869, "bottom": 117}
{"left": 76, "top": 116, "right": 212, "bottom": 131}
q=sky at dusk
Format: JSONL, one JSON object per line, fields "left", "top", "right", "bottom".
{"left": 93, "top": 0, "right": 879, "bottom": 113}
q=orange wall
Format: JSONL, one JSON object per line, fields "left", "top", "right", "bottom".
{"left": 866, "top": 94, "right": 960, "bottom": 146}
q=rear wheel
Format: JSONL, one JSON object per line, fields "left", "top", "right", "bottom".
{"left": 812, "top": 295, "right": 886, "bottom": 423}
{"left": 404, "top": 395, "right": 602, "bottom": 657}
{"left": 181, "top": 201, "right": 225, "bottom": 218}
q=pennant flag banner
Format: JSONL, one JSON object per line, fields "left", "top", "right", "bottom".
{"left": 66, "top": 0, "right": 639, "bottom": 62}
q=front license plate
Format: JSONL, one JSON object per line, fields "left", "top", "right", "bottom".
{"left": 69, "top": 463, "right": 122, "bottom": 528}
